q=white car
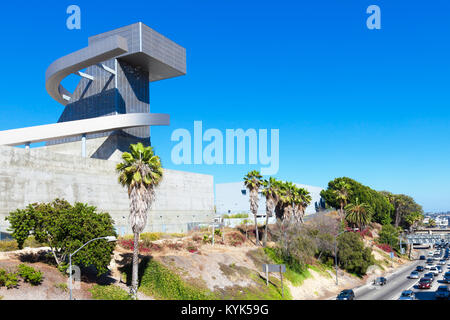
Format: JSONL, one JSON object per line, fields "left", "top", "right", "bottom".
{"left": 424, "top": 265, "right": 432, "bottom": 270}
{"left": 409, "top": 271, "right": 420, "bottom": 279}
{"left": 430, "top": 267, "right": 439, "bottom": 276}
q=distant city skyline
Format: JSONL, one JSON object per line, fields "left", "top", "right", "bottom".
{"left": 0, "top": 1, "right": 449, "bottom": 212}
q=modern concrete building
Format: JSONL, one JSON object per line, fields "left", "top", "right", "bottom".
{"left": 215, "top": 182, "right": 324, "bottom": 218}
{"left": 0, "top": 23, "right": 214, "bottom": 234}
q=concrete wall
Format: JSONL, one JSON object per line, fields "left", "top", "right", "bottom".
{"left": 0, "top": 145, "right": 214, "bottom": 235}
{"left": 215, "top": 182, "right": 324, "bottom": 216}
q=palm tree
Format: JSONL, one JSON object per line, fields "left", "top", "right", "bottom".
{"left": 243, "top": 170, "right": 263, "bottom": 246}
{"left": 261, "top": 177, "right": 280, "bottom": 247}
{"left": 333, "top": 181, "right": 351, "bottom": 221}
{"left": 278, "top": 181, "right": 296, "bottom": 220}
{"left": 116, "top": 143, "right": 163, "bottom": 299}
{"left": 294, "top": 187, "right": 312, "bottom": 223}
{"left": 344, "top": 198, "right": 373, "bottom": 230}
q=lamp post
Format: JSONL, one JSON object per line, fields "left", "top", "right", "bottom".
{"left": 334, "top": 228, "right": 358, "bottom": 286}
{"left": 69, "top": 236, "right": 117, "bottom": 300}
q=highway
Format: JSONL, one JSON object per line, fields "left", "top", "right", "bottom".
{"left": 353, "top": 247, "right": 449, "bottom": 300}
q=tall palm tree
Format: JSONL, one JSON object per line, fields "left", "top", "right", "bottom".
{"left": 243, "top": 170, "right": 263, "bottom": 246}
{"left": 116, "top": 143, "right": 163, "bottom": 299}
{"left": 294, "top": 187, "right": 312, "bottom": 223}
{"left": 333, "top": 180, "right": 351, "bottom": 221}
{"left": 344, "top": 198, "right": 373, "bottom": 230}
{"left": 261, "top": 177, "right": 280, "bottom": 247}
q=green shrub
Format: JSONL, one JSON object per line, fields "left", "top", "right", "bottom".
{"left": 139, "top": 259, "right": 215, "bottom": 300}
{"left": 337, "top": 232, "right": 374, "bottom": 276}
{"left": 54, "top": 282, "right": 68, "bottom": 292}
{"left": 377, "top": 224, "right": 400, "bottom": 251}
{"left": 202, "top": 234, "right": 211, "bottom": 243}
{"left": 6, "top": 199, "right": 117, "bottom": 275}
{"left": 0, "top": 268, "right": 19, "bottom": 289}
{"left": 90, "top": 284, "right": 132, "bottom": 300}
{"left": 263, "top": 247, "right": 311, "bottom": 286}
{"left": 17, "top": 264, "right": 43, "bottom": 285}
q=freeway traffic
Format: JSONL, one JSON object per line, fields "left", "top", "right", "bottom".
{"left": 336, "top": 242, "right": 450, "bottom": 300}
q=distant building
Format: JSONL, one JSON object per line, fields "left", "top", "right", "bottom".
{"left": 436, "top": 216, "right": 449, "bottom": 228}
{"left": 215, "top": 182, "right": 324, "bottom": 217}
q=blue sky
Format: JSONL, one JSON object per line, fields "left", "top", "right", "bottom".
{"left": 0, "top": 1, "right": 449, "bottom": 212}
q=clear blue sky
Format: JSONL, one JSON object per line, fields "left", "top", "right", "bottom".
{"left": 0, "top": 1, "right": 449, "bottom": 212}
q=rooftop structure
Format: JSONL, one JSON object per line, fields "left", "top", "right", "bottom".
{"left": 0, "top": 22, "right": 186, "bottom": 160}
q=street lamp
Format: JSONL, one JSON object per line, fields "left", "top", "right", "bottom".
{"left": 69, "top": 236, "right": 117, "bottom": 300}
{"left": 334, "top": 228, "right": 358, "bottom": 286}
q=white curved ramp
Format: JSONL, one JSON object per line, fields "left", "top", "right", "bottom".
{"left": 0, "top": 113, "right": 169, "bottom": 146}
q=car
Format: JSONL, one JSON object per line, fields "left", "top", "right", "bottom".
{"left": 426, "top": 259, "right": 434, "bottom": 265}
{"left": 435, "top": 286, "right": 450, "bottom": 300}
{"left": 419, "top": 255, "right": 426, "bottom": 260}
{"left": 430, "top": 267, "right": 439, "bottom": 276}
{"left": 416, "top": 266, "right": 425, "bottom": 272}
{"left": 424, "top": 272, "right": 435, "bottom": 281}
{"left": 398, "top": 290, "right": 415, "bottom": 300}
{"left": 443, "top": 272, "right": 450, "bottom": 283}
{"left": 436, "top": 266, "right": 443, "bottom": 273}
{"left": 429, "top": 251, "right": 434, "bottom": 256}
{"left": 424, "top": 264, "right": 432, "bottom": 270}
{"left": 336, "top": 289, "right": 355, "bottom": 300}
{"left": 439, "top": 260, "right": 446, "bottom": 265}
{"left": 409, "top": 271, "right": 420, "bottom": 279}
{"left": 373, "top": 277, "right": 387, "bottom": 286}
{"left": 418, "top": 278, "right": 432, "bottom": 289}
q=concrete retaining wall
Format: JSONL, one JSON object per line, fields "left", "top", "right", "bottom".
{"left": 0, "top": 145, "right": 214, "bottom": 235}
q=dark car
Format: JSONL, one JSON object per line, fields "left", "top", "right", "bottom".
{"left": 424, "top": 272, "right": 435, "bottom": 281}
{"left": 416, "top": 266, "right": 425, "bottom": 272}
{"left": 336, "top": 289, "right": 355, "bottom": 300}
{"left": 443, "top": 272, "right": 450, "bottom": 283}
{"left": 418, "top": 278, "right": 432, "bottom": 289}
{"left": 435, "top": 286, "right": 450, "bottom": 300}
{"left": 398, "top": 290, "right": 415, "bottom": 300}
{"left": 373, "top": 277, "right": 387, "bottom": 286}
{"left": 419, "top": 255, "right": 426, "bottom": 260}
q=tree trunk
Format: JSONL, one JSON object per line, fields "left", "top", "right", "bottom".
{"left": 254, "top": 211, "right": 259, "bottom": 246}
{"left": 263, "top": 213, "right": 269, "bottom": 247}
{"left": 340, "top": 202, "right": 344, "bottom": 222}
{"left": 131, "top": 232, "right": 140, "bottom": 299}
{"left": 394, "top": 207, "right": 400, "bottom": 228}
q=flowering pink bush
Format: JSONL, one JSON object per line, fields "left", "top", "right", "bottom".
{"left": 118, "top": 239, "right": 161, "bottom": 253}
{"left": 375, "top": 243, "right": 396, "bottom": 256}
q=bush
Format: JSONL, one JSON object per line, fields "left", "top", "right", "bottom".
{"left": 226, "top": 231, "right": 245, "bottom": 246}
{"left": 17, "top": 264, "right": 43, "bottom": 285}
{"left": 0, "top": 240, "right": 18, "bottom": 252}
{"left": 140, "top": 232, "right": 163, "bottom": 242}
{"left": 0, "top": 269, "right": 19, "bottom": 289}
{"left": 377, "top": 224, "right": 400, "bottom": 251}
{"left": 185, "top": 242, "right": 198, "bottom": 253}
{"left": 321, "top": 177, "right": 394, "bottom": 224}
{"left": 90, "top": 284, "right": 132, "bottom": 300}
{"left": 337, "top": 232, "right": 374, "bottom": 276}
{"left": 6, "top": 199, "right": 117, "bottom": 275}
{"left": 223, "top": 213, "right": 249, "bottom": 219}
{"left": 139, "top": 259, "right": 215, "bottom": 300}
{"left": 202, "top": 234, "right": 211, "bottom": 244}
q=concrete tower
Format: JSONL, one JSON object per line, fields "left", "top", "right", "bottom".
{"left": 44, "top": 22, "right": 186, "bottom": 160}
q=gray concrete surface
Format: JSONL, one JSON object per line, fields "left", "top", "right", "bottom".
{"left": 0, "top": 145, "right": 214, "bottom": 235}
